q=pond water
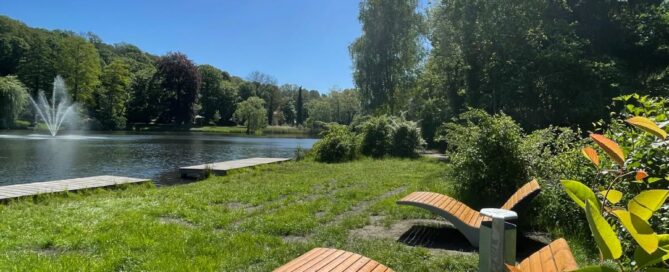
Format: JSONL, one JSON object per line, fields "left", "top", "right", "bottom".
{"left": 0, "top": 131, "right": 316, "bottom": 186}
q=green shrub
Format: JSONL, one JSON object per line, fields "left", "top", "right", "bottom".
{"left": 312, "top": 125, "right": 358, "bottom": 163}
{"left": 444, "top": 110, "right": 529, "bottom": 209}
{"left": 521, "top": 126, "right": 594, "bottom": 235}
{"left": 441, "top": 109, "right": 595, "bottom": 236}
{"left": 606, "top": 94, "right": 669, "bottom": 233}
{"left": 360, "top": 115, "right": 392, "bottom": 158}
{"left": 390, "top": 119, "right": 425, "bottom": 158}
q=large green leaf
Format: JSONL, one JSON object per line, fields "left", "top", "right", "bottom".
{"left": 562, "top": 180, "right": 601, "bottom": 210}
{"left": 572, "top": 266, "right": 618, "bottom": 272}
{"left": 629, "top": 190, "right": 669, "bottom": 221}
{"left": 612, "top": 210, "right": 658, "bottom": 254}
{"left": 599, "top": 189, "right": 623, "bottom": 205}
{"left": 585, "top": 200, "right": 622, "bottom": 260}
{"left": 634, "top": 234, "right": 669, "bottom": 268}
{"left": 644, "top": 268, "right": 669, "bottom": 272}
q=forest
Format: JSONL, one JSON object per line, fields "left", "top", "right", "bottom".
{"left": 0, "top": 15, "right": 359, "bottom": 132}
{"left": 351, "top": 0, "right": 669, "bottom": 145}
{"left": 1, "top": 0, "right": 669, "bottom": 142}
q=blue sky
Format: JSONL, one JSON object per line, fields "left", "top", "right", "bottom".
{"left": 0, "top": 0, "right": 367, "bottom": 92}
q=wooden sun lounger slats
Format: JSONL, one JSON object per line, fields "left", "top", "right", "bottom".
{"left": 506, "top": 239, "right": 578, "bottom": 272}
{"left": 501, "top": 179, "right": 541, "bottom": 211}
{"left": 397, "top": 179, "right": 541, "bottom": 246}
{"left": 274, "top": 248, "right": 393, "bottom": 272}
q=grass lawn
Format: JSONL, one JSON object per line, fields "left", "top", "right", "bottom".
{"left": 0, "top": 159, "right": 591, "bottom": 271}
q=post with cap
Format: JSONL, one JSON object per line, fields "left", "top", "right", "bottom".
{"left": 478, "top": 208, "right": 518, "bottom": 272}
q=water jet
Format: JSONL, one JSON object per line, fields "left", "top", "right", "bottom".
{"left": 29, "top": 76, "right": 76, "bottom": 136}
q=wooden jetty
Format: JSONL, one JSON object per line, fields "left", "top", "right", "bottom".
{"left": 179, "top": 157, "right": 291, "bottom": 179}
{"left": 0, "top": 175, "right": 149, "bottom": 201}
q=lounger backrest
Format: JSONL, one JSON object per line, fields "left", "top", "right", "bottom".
{"left": 274, "top": 248, "right": 394, "bottom": 272}
{"left": 501, "top": 179, "right": 541, "bottom": 211}
{"left": 506, "top": 238, "right": 579, "bottom": 272}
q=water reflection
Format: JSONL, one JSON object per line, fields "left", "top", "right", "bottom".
{"left": 0, "top": 131, "right": 316, "bottom": 186}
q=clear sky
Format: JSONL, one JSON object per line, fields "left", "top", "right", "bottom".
{"left": 0, "top": 0, "right": 364, "bottom": 92}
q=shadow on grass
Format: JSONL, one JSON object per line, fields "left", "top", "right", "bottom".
{"left": 397, "top": 225, "right": 549, "bottom": 260}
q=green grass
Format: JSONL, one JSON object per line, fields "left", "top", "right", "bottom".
{"left": 0, "top": 158, "right": 596, "bottom": 271}
{"left": 0, "top": 159, "right": 479, "bottom": 271}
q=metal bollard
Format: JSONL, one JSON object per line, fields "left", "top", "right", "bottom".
{"left": 478, "top": 208, "right": 518, "bottom": 272}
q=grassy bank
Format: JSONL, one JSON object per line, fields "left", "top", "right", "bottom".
{"left": 0, "top": 159, "right": 592, "bottom": 271}
{"left": 191, "top": 125, "right": 311, "bottom": 136}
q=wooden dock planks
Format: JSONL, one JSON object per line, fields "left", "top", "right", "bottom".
{"left": 179, "top": 157, "right": 291, "bottom": 178}
{"left": 0, "top": 175, "right": 149, "bottom": 201}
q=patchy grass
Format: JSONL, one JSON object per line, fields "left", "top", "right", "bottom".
{"left": 0, "top": 159, "right": 595, "bottom": 271}
{"left": 0, "top": 159, "right": 477, "bottom": 271}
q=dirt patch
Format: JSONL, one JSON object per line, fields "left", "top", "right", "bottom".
{"left": 33, "top": 246, "right": 64, "bottom": 256}
{"left": 351, "top": 219, "right": 449, "bottom": 241}
{"left": 330, "top": 187, "right": 407, "bottom": 225}
{"left": 281, "top": 235, "right": 309, "bottom": 243}
{"left": 158, "top": 215, "right": 195, "bottom": 228}
{"left": 31, "top": 245, "right": 90, "bottom": 256}
{"left": 222, "top": 202, "right": 261, "bottom": 213}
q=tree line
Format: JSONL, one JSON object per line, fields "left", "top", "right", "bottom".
{"left": 350, "top": 0, "right": 669, "bottom": 145}
{"left": 0, "top": 15, "right": 362, "bottom": 132}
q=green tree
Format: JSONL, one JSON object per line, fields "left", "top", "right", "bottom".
{"left": 155, "top": 52, "right": 201, "bottom": 125}
{"left": 217, "top": 80, "right": 239, "bottom": 125}
{"left": 329, "top": 88, "right": 361, "bottom": 125}
{"left": 350, "top": 0, "right": 425, "bottom": 114}
{"left": 198, "top": 64, "right": 225, "bottom": 124}
{"left": 282, "top": 99, "right": 296, "bottom": 126}
{"left": 424, "top": 0, "right": 669, "bottom": 130}
{"left": 126, "top": 66, "right": 160, "bottom": 124}
{"left": 306, "top": 99, "right": 333, "bottom": 123}
{"left": 234, "top": 96, "right": 267, "bottom": 134}
{"left": 296, "top": 87, "right": 305, "bottom": 125}
{"left": 0, "top": 76, "right": 28, "bottom": 128}
{"left": 17, "top": 31, "right": 58, "bottom": 99}
{"left": 56, "top": 34, "right": 102, "bottom": 105}
{"left": 0, "top": 16, "right": 30, "bottom": 76}
{"left": 95, "top": 59, "right": 131, "bottom": 129}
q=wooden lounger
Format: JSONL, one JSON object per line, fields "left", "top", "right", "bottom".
{"left": 274, "top": 238, "right": 576, "bottom": 272}
{"left": 274, "top": 248, "right": 393, "bottom": 272}
{"left": 506, "top": 238, "right": 578, "bottom": 272}
{"left": 397, "top": 179, "right": 541, "bottom": 246}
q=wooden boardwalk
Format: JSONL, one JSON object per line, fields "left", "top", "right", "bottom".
{"left": 0, "top": 175, "right": 149, "bottom": 201}
{"left": 179, "top": 157, "right": 291, "bottom": 178}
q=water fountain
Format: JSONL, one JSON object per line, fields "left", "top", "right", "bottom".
{"left": 29, "top": 76, "right": 76, "bottom": 136}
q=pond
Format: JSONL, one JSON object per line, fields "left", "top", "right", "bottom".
{"left": 0, "top": 131, "right": 317, "bottom": 186}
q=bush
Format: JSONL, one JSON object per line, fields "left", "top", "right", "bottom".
{"left": 606, "top": 94, "right": 669, "bottom": 233}
{"left": 443, "top": 110, "right": 595, "bottom": 237}
{"left": 390, "top": 119, "right": 425, "bottom": 158}
{"left": 360, "top": 115, "right": 393, "bottom": 158}
{"left": 444, "top": 110, "right": 529, "bottom": 209}
{"left": 312, "top": 125, "right": 358, "bottom": 163}
{"left": 521, "top": 126, "right": 593, "bottom": 235}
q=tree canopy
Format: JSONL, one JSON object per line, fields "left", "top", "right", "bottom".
{"left": 350, "top": 0, "right": 425, "bottom": 115}
{"left": 0, "top": 75, "right": 28, "bottom": 128}
{"left": 234, "top": 96, "right": 267, "bottom": 134}
{"left": 155, "top": 52, "right": 201, "bottom": 125}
